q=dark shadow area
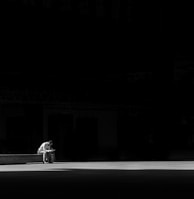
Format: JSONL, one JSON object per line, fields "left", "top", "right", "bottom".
{"left": 1, "top": 169, "right": 194, "bottom": 198}
{"left": 1, "top": 104, "right": 43, "bottom": 154}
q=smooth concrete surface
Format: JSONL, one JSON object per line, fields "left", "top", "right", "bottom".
{"left": 1, "top": 161, "right": 194, "bottom": 199}
{"left": 1, "top": 161, "right": 194, "bottom": 171}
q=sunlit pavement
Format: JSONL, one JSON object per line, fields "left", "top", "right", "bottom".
{"left": 1, "top": 161, "right": 194, "bottom": 198}
{"left": 1, "top": 161, "right": 194, "bottom": 171}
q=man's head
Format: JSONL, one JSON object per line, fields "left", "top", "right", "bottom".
{"left": 48, "top": 140, "right": 53, "bottom": 146}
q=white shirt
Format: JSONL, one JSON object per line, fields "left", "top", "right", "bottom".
{"left": 37, "top": 142, "right": 51, "bottom": 154}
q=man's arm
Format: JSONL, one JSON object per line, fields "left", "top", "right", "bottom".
{"left": 45, "top": 149, "right": 55, "bottom": 152}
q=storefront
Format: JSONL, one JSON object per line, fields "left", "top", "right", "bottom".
{"left": 0, "top": 102, "right": 119, "bottom": 161}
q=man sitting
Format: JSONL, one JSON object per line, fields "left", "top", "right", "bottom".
{"left": 37, "top": 140, "right": 55, "bottom": 163}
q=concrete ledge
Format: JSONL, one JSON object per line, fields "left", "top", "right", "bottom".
{"left": 0, "top": 154, "right": 43, "bottom": 164}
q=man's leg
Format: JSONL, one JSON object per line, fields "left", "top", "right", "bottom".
{"left": 37, "top": 152, "right": 45, "bottom": 163}
{"left": 43, "top": 152, "right": 47, "bottom": 163}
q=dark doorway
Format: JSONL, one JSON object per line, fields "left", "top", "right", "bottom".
{"left": 48, "top": 114, "right": 74, "bottom": 161}
{"left": 75, "top": 117, "right": 98, "bottom": 161}
{"left": 48, "top": 114, "right": 99, "bottom": 161}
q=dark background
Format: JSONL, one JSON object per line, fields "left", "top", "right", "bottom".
{"left": 0, "top": 0, "right": 194, "bottom": 160}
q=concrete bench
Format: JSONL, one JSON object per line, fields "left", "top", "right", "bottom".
{"left": 0, "top": 154, "right": 43, "bottom": 164}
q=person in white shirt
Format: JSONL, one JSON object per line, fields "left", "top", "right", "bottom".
{"left": 37, "top": 140, "right": 55, "bottom": 163}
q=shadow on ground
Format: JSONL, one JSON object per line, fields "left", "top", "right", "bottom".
{"left": 1, "top": 169, "right": 194, "bottom": 198}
